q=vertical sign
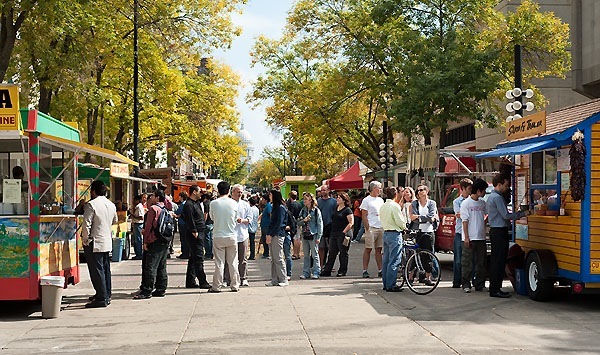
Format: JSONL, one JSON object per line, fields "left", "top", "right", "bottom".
{"left": 0, "top": 85, "right": 19, "bottom": 130}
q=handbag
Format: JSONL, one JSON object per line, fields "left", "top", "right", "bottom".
{"left": 343, "top": 235, "right": 351, "bottom": 247}
{"left": 302, "top": 215, "right": 313, "bottom": 240}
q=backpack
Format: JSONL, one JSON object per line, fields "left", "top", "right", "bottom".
{"left": 154, "top": 205, "right": 174, "bottom": 243}
{"left": 285, "top": 206, "right": 297, "bottom": 236}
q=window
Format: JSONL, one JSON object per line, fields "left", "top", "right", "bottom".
{"left": 0, "top": 140, "right": 29, "bottom": 215}
{"left": 531, "top": 150, "right": 557, "bottom": 185}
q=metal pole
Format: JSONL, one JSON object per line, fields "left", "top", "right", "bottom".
{"left": 515, "top": 44, "right": 523, "bottom": 116}
{"left": 383, "top": 120, "right": 388, "bottom": 187}
{"left": 133, "top": 0, "right": 139, "bottom": 175}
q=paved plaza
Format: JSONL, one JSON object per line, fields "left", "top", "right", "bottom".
{"left": 2, "top": 240, "right": 600, "bottom": 354}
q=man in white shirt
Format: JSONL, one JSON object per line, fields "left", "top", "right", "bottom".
{"left": 131, "top": 194, "right": 145, "bottom": 260}
{"left": 82, "top": 180, "right": 118, "bottom": 308}
{"left": 360, "top": 181, "right": 385, "bottom": 278}
{"left": 460, "top": 178, "right": 488, "bottom": 293}
{"left": 224, "top": 184, "right": 252, "bottom": 287}
{"left": 208, "top": 181, "right": 240, "bottom": 292}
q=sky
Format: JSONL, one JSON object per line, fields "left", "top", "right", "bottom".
{"left": 214, "top": 0, "right": 295, "bottom": 162}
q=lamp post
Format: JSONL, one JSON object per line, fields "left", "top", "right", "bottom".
{"left": 505, "top": 45, "right": 535, "bottom": 122}
{"left": 133, "top": 0, "right": 140, "bottom": 177}
{"left": 378, "top": 121, "right": 395, "bottom": 187}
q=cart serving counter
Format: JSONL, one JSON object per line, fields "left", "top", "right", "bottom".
{"left": 477, "top": 99, "right": 600, "bottom": 300}
{"left": 0, "top": 92, "right": 137, "bottom": 300}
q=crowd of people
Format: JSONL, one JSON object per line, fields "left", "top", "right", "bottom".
{"left": 79, "top": 172, "right": 522, "bottom": 308}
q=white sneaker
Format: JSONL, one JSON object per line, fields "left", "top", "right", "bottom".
{"left": 299, "top": 275, "right": 307, "bottom": 279}
{"left": 287, "top": 276, "right": 291, "bottom": 281}
{"left": 241, "top": 279, "right": 250, "bottom": 287}
{"left": 311, "top": 274, "right": 319, "bottom": 279}
{"left": 278, "top": 282, "right": 289, "bottom": 287}
{"left": 463, "top": 287, "right": 471, "bottom": 293}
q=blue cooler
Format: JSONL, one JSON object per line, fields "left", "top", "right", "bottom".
{"left": 514, "top": 268, "right": 528, "bottom": 295}
{"left": 111, "top": 238, "right": 124, "bottom": 262}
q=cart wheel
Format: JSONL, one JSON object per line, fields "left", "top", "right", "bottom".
{"left": 526, "top": 251, "right": 554, "bottom": 301}
{"left": 122, "top": 233, "right": 131, "bottom": 260}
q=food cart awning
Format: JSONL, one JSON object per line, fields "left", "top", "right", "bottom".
{"left": 327, "top": 162, "right": 364, "bottom": 190}
{"left": 476, "top": 140, "right": 556, "bottom": 158}
{"left": 37, "top": 133, "right": 139, "bottom": 166}
{"left": 116, "top": 175, "right": 159, "bottom": 184}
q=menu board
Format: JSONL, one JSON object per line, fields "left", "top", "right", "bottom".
{"left": 517, "top": 175, "right": 527, "bottom": 205}
{"left": 2, "top": 179, "right": 21, "bottom": 203}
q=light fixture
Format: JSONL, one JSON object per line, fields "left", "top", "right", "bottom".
{"left": 505, "top": 90, "right": 514, "bottom": 99}
{"left": 505, "top": 103, "right": 514, "bottom": 112}
{"left": 525, "top": 89, "right": 534, "bottom": 98}
{"left": 379, "top": 151, "right": 386, "bottom": 156}
{"left": 379, "top": 143, "right": 386, "bottom": 150}
{"left": 512, "top": 87, "right": 522, "bottom": 97}
{"left": 507, "top": 116, "right": 514, "bottom": 122}
{"left": 380, "top": 157, "right": 386, "bottom": 163}
{"left": 513, "top": 113, "right": 522, "bottom": 120}
{"left": 525, "top": 102, "right": 535, "bottom": 111}
{"left": 512, "top": 101, "right": 522, "bottom": 111}
{"left": 380, "top": 163, "right": 386, "bottom": 169}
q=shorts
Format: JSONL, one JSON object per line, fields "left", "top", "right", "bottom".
{"left": 364, "top": 227, "right": 384, "bottom": 249}
{"left": 293, "top": 228, "right": 302, "bottom": 241}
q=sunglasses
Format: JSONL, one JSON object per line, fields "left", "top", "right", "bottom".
{"left": 417, "top": 188, "right": 426, "bottom": 192}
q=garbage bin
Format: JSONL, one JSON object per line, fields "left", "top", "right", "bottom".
{"left": 40, "top": 276, "right": 65, "bottom": 318}
{"left": 112, "top": 238, "right": 124, "bottom": 262}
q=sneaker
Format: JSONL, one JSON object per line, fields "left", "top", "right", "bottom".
{"left": 463, "top": 287, "right": 471, "bottom": 293}
{"left": 311, "top": 274, "right": 319, "bottom": 279}
{"left": 299, "top": 275, "right": 307, "bottom": 279}
{"left": 278, "top": 282, "right": 289, "bottom": 287}
{"left": 265, "top": 282, "right": 278, "bottom": 287}
{"left": 241, "top": 280, "right": 250, "bottom": 287}
{"left": 287, "top": 276, "right": 291, "bottom": 281}
{"left": 362, "top": 271, "right": 370, "bottom": 278}
{"left": 377, "top": 271, "right": 382, "bottom": 278}
{"left": 351, "top": 240, "right": 358, "bottom": 244}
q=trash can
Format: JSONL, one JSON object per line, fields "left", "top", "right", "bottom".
{"left": 40, "top": 276, "right": 65, "bottom": 318}
{"left": 112, "top": 238, "right": 124, "bottom": 262}
{"left": 514, "top": 268, "right": 528, "bottom": 296}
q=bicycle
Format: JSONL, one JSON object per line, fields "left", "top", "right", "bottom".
{"left": 397, "top": 229, "right": 441, "bottom": 295}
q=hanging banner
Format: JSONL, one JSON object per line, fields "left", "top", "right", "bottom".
{"left": 0, "top": 85, "right": 20, "bottom": 130}
{"left": 110, "top": 162, "right": 129, "bottom": 178}
{"left": 506, "top": 111, "right": 546, "bottom": 140}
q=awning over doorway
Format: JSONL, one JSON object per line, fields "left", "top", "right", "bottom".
{"left": 476, "top": 140, "right": 556, "bottom": 159}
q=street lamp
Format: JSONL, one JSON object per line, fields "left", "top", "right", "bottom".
{"left": 505, "top": 44, "right": 534, "bottom": 122}
{"left": 379, "top": 121, "right": 395, "bottom": 187}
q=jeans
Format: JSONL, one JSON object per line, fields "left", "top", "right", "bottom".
{"left": 382, "top": 231, "right": 403, "bottom": 290}
{"left": 186, "top": 230, "right": 209, "bottom": 286}
{"left": 132, "top": 223, "right": 144, "bottom": 259}
{"left": 84, "top": 244, "right": 111, "bottom": 303}
{"left": 204, "top": 224, "right": 214, "bottom": 258}
{"left": 453, "top": 233, "right": 462, "bottom": 287}
{"left": 260, "top": 225, "right": 270, "bottom": 257}
{"left": 302, "top": 237, "right": 320, "bottom": 277}
{"left": 249, "top": 232, "right": 256, "bottom": 259}
{"left": 354, "top": 224, "right": 365, "bottom": 242}
{"left": 179, "top": 223, "right": 189, "bottom": 258}
{"left": 353, "top": 216, "right": 362, "bottom": 241}
{"left": 489, "top": 227, "right": 510, "bottom": 293}
{"left": 284, "top": 233, "right": 292, "bottom": 277}
{"left": 140, "top": 241, "right": 169, "bottom": 296}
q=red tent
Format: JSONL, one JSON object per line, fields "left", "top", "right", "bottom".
{"left": 327, "top": 162, "right": 364, "bottom": 190}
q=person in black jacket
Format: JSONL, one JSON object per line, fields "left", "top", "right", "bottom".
{"left": 182, "top": 185, "right": 211, "bottom": 289}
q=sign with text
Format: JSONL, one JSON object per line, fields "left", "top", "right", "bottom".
{"left": 506, "top": 111, "right": 546, "bottom": 140}
{"left": 0, "top": 85, "right": 19, "bottom": 130}
{"left": 110, "top": 162, "right": 129, "bottom": 178}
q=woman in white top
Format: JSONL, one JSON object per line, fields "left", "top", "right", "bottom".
{"left": 410, "top": 184, "right": 438, "bottom": 285}
{"left": 401, "top": 187, "right": 416, "bottom": 228}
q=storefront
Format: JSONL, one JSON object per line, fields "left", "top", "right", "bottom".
{"left": 0, "top": 88, "right": 138, "bottom": 300}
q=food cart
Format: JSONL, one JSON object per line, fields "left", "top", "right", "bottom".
{"left": 477, "top": 100, "right": 600, "bottom": 300}
{"left": 0, "top": 85, "right": 138, "bottom": 300}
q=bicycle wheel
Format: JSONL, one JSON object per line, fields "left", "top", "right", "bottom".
{"left": 404, "top": 250, "right": 441, "bottom": 295}
{"left": 396, "top": 250, "right": 410, "bottom": 288}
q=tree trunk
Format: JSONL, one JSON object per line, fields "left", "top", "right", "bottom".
{"left": 0, "top": 6, "right": 32, "bottom": 82}
{"left": 38, "top": 83, "right": 53, "bottom": 114}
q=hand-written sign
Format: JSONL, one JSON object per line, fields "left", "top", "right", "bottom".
{"left": 506, "top": 111, "right": 546, "bottom": 140}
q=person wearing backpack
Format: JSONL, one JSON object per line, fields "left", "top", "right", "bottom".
{"left": 134, "top": 189, "right": 172, "bottom": 299}
{"left": 181, "top": 185, "right": 211, "bottom": 289}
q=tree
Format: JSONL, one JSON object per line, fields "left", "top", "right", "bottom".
{"left": 9, "top": 0, "right": 247, "bottom": 172}
{"left": 247, "top": 157, "right": 281, "bottom": 189}
{"left": 251, "top": 0, "right": 571, "bottom": 167}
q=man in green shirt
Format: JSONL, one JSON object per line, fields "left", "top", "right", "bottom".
{"left": 380, "top": 186, "right": 407, "bottom": 292}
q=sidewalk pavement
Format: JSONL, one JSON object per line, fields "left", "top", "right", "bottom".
{"left": 2, "top": 237, "right": 600, "bottom": 354}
